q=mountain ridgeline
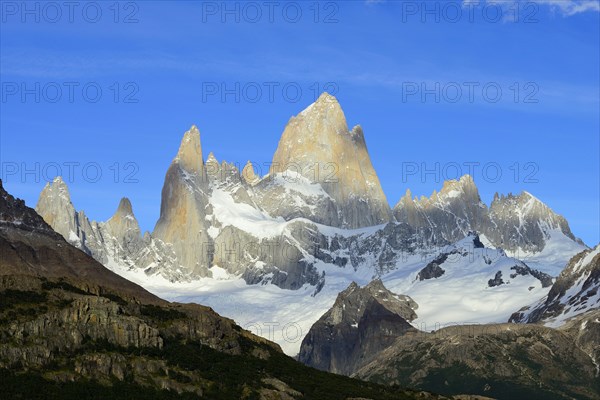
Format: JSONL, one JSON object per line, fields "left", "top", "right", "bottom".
{"left": 35, "top": 93, "right": 585, "bottom": 291}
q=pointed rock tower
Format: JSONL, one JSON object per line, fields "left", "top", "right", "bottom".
{"left": 36, "top": 177, "right": 79, "bottom": 239}
{"left": 271, "top": 93, "right": 391, "bottom": 228}
{"left": 105, "top": 197, "right": 142, "bottom": 252}
{"left": 242, "top": 161, "right": 259, "bottom": 185}
{"left": 153, "top": 125, "right": 212, "bottom": 277}
{"left": 35, "top": 177, "right": 107, "bottom": 262}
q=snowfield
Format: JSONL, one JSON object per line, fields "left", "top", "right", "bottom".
{"left": 102, "top": 229, "right": 578, "bottom": 356}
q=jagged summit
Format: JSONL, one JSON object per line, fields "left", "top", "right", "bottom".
{"left": 394, "top": 174, "right": 583, "bottom": 253}
{"left": 173, "top": 125, "right": 204, "bottom": 174}
{"left": 297, "top": 92, "right": 342, "bottom": 119}
{"left": 271, "top": 92, "right": 391, "bottom": 228}
{"left": 36, "top": 177, "right": 79, "bottom": 240}
{"left": 40, "top": 176, "right": 71, "bottom": 202}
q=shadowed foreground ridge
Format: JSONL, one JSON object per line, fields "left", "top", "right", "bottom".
{"left": 0, "top": 179, "right": 448, "bottom": 399}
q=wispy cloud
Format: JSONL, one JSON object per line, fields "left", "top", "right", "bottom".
{"left": 536, "top": 0, "right": 600, "bottom": 16}
{"left": 464, "top": 0, "right": 600, "bottom": 16}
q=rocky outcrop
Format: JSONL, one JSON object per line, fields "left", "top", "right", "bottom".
{"left": 416, "top": 254, "right": 448, "bottom": 281}
{"left": 270, "top": 92, "right": 391, "bottom": 228}
{"left": 561, "top": 308, "right": 600, "bottom": 378}
{"left": 298, "top": 279, "right": 418, "bottom": 375}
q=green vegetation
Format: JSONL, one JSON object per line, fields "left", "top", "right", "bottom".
{"left": 0, "top": 289, "right": 47, "bottom": 309}
{"left": 41, "top": 280, "right": 88, "bottom": 295}
{"left": 0, "top": 289, "right": 49, "bottom": 325}
{"left": 420, "top": 363, "right": 574, "bottom": 400}
{"left": 150, "top": 337, "right": 415, "bottom": 399}
{"left": 40, "top": 335, "right": 417, "bottom": 399}
{"left": 0, "top": 369, "right": 200, "bottom": 400}
{"left": 140, "top": 304, "right": 186, "bottom": 322}
{"left": 100, "top": 292, "right": 128, "bottom": 306}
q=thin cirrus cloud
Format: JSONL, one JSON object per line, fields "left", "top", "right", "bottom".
{"left": 462, "top": 0, "right": 600, "bottom": 16}
{"left": 367, "top": 0, "right": 600, "bottom": 17}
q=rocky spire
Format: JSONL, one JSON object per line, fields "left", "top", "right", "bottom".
{"left": 115, "top": 197, "right": 134, "bottom": 216}
{"left": 173, "top": 125, "right": 205, "bottom": 175}
{"left": 242, "top": 160, "right": 259, "bottom": 185}
{"left": 103, "top": 197, "right": 142, "bottom": 257}
{"left": 205, "top": 151, "right": 220, "bottom": 179}
{"left": 270, "top": 92, "right": 391, "bottom": 228}
{"left": 153, "top": 125, "right": 212, "bottom": 277}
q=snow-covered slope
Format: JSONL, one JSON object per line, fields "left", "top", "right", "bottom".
{"left": 383, "top": 234, "right": 553, "bottom": 331}
{"left": 510, "top": 245, "right": 600, "bottom": 327}
{"left": 89, "top": 232, "right": 557, "bottom": 356}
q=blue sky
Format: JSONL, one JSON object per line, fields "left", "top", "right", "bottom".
{"left": 1, "top": 0, "right": 599, "bottom": 245}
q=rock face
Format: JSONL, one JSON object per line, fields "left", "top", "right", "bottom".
{"left": 298, "top": 279, "right": 418, "bottom": 375}
{"left": 153, "top": 125, "right": 213, "bottom": 277}
{"left": 510, "top": 245, "right": 600, "bottom": 324}
{"left": 354, "top": 323, "right": 599, "bottom": 400}
{"left": 394, "top": 176, "right": 583, "bottom": 254}
{"left": 2, "top": 180, "right": 430, "bottom": 400}
{"left": 270, "top": 92, "right": 391, "bottom": 228}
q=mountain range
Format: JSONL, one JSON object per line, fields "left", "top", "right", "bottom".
{"left": 33, "top": 93, "right": 592, "bottom": 356}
